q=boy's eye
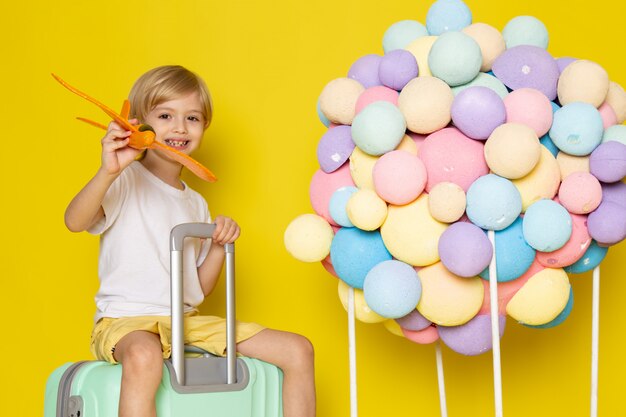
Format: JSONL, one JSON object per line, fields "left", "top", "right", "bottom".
{"left": 188, "top": 116, "right": 201, "bottom": 122}
{"left": 158, "top": 113, "right": 171, "bottom": 119}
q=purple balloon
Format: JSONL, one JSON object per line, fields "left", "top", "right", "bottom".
{"left": 395, "top": 309, "right": 431, "bottom": 331}
{"left": 589, "top": 141, "right": 626, "bottom": 183}
{"left": 492, "top": 45, "right": 560, "bottom": 100}
{"left": 348, "top": 54, "right": 382, "bottom": 88}
{"left": 316, "top": 126, "right": 356, "bottom": 173}
{"left": 378, "top": 49, "right": 419, "bottom": 91}
{"left": 601, "top": 181, "right": 626, "bottom": 209}
{"left": 438, "top": 222, "right": 493, "bottom": 277}
{"left": 588, "top": 201, "right": 626, "bottom": 246}
{"left": 556, "top": 57, "right": 577, "bottom": 74}
{"left": 439, "top": 314, "right": 506, "bottom": 356}
{"left": 451, "top": 86, "right": 506, "bottom": 140}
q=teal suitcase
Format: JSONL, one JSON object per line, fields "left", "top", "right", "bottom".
{"left": 44, "top": 223, "right": 283, "bottom": 417}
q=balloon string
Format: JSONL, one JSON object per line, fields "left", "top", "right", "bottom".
{"left": 591, "top": 266, "right": 600, "bottom": 417}
{"left": 488, "top": 230, "right": 504, "bottom": 417}
{"left": 435, "top": 341, "right": 448, "bottom": 417}
{"left": 348, "top": 287, "right": 358, "bottom": 417}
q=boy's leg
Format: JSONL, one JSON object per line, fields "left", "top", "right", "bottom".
{"left": 114, "top": 330, "right": 163, "bottom": 417}
{"left": 237, "top": 329, "right": 316, "bottom": 417}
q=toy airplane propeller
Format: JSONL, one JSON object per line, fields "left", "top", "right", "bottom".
{"left": 52, "top": 74, "right": 217, "bottom": 182}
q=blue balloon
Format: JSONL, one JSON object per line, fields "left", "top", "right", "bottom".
{"left": 330, "top": 227, "right": 392, "bottom": 289}
{"left": 540, "top": 133, "right": 559, "bottom": 157}
{"left": 429, "top": 31, "right": 482, "bottom": 87}
{"left": 523, "top": 199, "right": 572, "bottom": 252}
{"left": 502, "top": 16, "right": 549, "bottom": 49}
{"left": 565, "top": 241, "right": 609, "bottom": 274}
{"left": 426, "top": 0, "right": 472, "bottom": 35}
{"left": 364, "top": 260, "right": 422, "bottom": 318}
{"left": 351, "top": 101, "right": 407, "bottom": 156}
{"left": 539, "top": 102, "right": 561, "bottom": 156}
{"left": 382, "top": 20, "right": 429, "bottom": 53}
{"left": 466, "top": 174, "right": 522, "bottom": 231}
{"left": 549, "top": 102, "right": 603, "bottom": 156}
{"left": 452, "top": 72, "right": 509, "bottom": 98}
{"left": 317, "top": 99, "right": 331, "bottom": 127}
{"left": 550, "top": 101, "right": 561, "bottom": 113}
{"left": 329, "top": 186, "right": 358, "bottom": 227}
{"left": 525, "top": 287, "right": 573, "bottom": 329}
{"left": 480, "top": 217, "right": 535, "bottom": 282}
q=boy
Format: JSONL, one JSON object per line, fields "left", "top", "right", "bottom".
{"left": 65, "top": 65, "right": 315, "bottom": 417}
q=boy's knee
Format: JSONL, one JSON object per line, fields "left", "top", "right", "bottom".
{"left": 118, "top": 341, "right": 163, "bottom": 375}
{"left": 289, "top": 335, "right": 314, "bottom": 366}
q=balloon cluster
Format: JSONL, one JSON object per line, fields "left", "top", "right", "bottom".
{"left": 285, "top": 0, "right": 626, "bottom": 355}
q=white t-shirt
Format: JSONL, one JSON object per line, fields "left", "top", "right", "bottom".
{"left": 89, "top": 161, "right": 211, "bottom": 322}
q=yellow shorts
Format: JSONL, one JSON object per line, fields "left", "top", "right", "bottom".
{"left": 90, "top": 312, "right": 265, "bottom": 363}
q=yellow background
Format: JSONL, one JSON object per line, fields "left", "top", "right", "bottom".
{"left": 1, "top": 0, "right": 625, "bottom": 415}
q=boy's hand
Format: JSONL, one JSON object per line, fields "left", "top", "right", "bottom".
{"left": 100, "top": 120, "right": 142, "bottom": 175}
{"left": 212, "top": 216, "right": 240, "bottom": 245}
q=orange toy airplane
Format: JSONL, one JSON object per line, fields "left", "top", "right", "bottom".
{"left": 52, "top": 74, "right": 217, "bottom": 182}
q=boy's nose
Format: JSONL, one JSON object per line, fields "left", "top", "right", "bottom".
{"left": 173, "top": 120, "right": 188, "bottom": 133}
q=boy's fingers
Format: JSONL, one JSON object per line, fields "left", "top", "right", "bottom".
{"left": 210, "top": 216, "right": 240, "bottom": 244}
{"left": 102, "top": 130, "right": 131, "bottom": 144}
{"left": 102, "top": 136, "right": 133, "bottom": 156}
{"left": 219, "top": 225, "right": 240, "bottom": 244}
{"left": 112, "top": 138, "right": 130, "bottom": 149}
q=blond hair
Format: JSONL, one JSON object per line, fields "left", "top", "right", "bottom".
{"left": 129, "top": 65, "right": 213, "bottom": 127}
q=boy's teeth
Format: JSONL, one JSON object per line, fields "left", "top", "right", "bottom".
{"left": 166, "top": 140, "right": 188, "bottom": 147}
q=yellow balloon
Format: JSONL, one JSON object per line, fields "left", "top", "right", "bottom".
{"left": 284, "top": 214, "right": 334, "bottom": 262}
{"left": 404, "top": 35, "right": 438, "bottom": 77}
{"left": 556, "top": 152, "right": 590, "bottom": 180}
{"left": 506, "top": 267, "right": 571, "bottom": 326}
{"left": 606, "top": 81, "right": 626, "bottom": 123}
{"left": 484, "top": 123, "right": 541, "bottom": 179}
{"left": 428, "top": 181, "right": 466, "bottom": 223}
{"left": 346, "top": 189, "right": 388, "bottom": 231}
{"left": 318, "top": 77, "right": 364, "bottom": 125}
{"left": 512, "top": 146, "right": 561, "bottom": 212}
{"left": 397, "top": 76, "right": 453, "bottom": 134}
{"left": 557, "top": 60, "right": 609, "bottom": 108}
{"left": 383, "top": 319, "right": 405, "bottom": 337}
{"left": 396, "top": 134, "right": 418, "bottom": 155}
{"left": 462, "top": 23, "right": 506, "bottom": 72}
{"left": 417, "top": 262, "right": 484, "bottom": 326}
{"left": 349, "top": 147, "right": 378, "bottom": 190}
{"left": 381, "top": 194, "right": 447, "bottom": 266}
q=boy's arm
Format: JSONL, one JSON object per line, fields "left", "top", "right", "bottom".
{"left": 197, "top": 216, "right": 240, "bottom": 296}
{"left": 64, "top": 169, "right": 119, "bottom": 232}
{"left": 64, "top": 122, "right": 141, "bottom": 232}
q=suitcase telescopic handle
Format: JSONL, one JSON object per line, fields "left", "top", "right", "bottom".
{"left": 170, "top": 223, "right": 237, "bottom": 386}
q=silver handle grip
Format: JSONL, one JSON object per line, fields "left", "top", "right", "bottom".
{"left": 170, "top": 223, "right": 237, "bottom": 386}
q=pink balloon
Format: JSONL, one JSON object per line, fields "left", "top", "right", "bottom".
{"left": 536, "top": 212, "right": 591, "bottom": 267}
{"left": 599, "top": 102, "right": 618, "bottom": 129}
{"left": 479, "top": 259, "right": 544, "bottom": 315}
{"left": 355, "top": 86, "right": 399, "bottom": 114}
{"left": 408, "top": 132, "right": 427, "bottom": 153}
{"left": 372, "top": 150, "right": 427, "bottom": 204}
{"left": 309, "top": 165, "right": 356, "bottom": 226}
{"left": 419, "top": 127, "right": 489, "bottom": 192}
{"left": 558, "top": 172, "right": 602, "bottom": 214}
{"left": 321, "top": 256, "right": 338, "bottom": 278}
{"left": 504, "top": 87, "right": 553, "bottom": 137}
{"left": 402, "top": 325, "right": 440, "bottom": 344}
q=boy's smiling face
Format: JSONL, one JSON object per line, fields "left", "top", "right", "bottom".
{"left": 144, "top": 91, "right": 207, "bottom": 157}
